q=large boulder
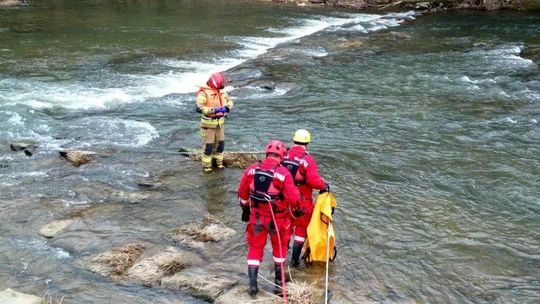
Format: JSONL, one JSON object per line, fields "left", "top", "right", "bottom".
{"left": 125, "top": 246, "right": 202, "bottom": 286}
{"left": 0, "top": 288, "right": 43, "bottom": 304}
{"left": 86, "top": 242, "right": 145, "bottom": 280}
{"left": 161, "top": 267, "right": 238, "bottom": 302}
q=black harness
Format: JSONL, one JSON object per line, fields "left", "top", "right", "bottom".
{"left": 282, "top": 152, "right": 307, "bottom": 186}
{"left": 249, "top": 163, "right": 281, "bottom": 208}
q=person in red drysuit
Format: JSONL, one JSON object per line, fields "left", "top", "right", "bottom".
{"left": 237, "top": 140, "right": 301, "bottom": 296}
{"left": 282, "top": 129, "right": 329, "bottom": 267}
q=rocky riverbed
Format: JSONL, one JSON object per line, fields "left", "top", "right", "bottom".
{"left": 270, "top": 0, "right": 540, "bottom": 11}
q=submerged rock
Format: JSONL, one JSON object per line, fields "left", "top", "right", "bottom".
{"left": 109, "top": 189, "right": 163, "bottom": 204}
{"left": 126, "top": 246, "right": 202, "bottom": 286}
{"left": 59, "top": 150, "right": 96, "bottom": 167}
{"left": 247, "top": 79, "right": 276, "bottom": 91}
{"left": 38, "top": 219, "right": 74, "bottom": 238}
{"left": 136, "top": 181, "right": 162, "bottom": 190}
{"left": 86, "top": 242, "right": 145, "bottom": 279}
{"left": 0, "top": 288, "right": 43, "bottom": 304}
{"left": 161, "top": 267, "right": 238, "bottom": 302}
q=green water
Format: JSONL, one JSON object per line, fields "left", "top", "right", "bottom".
{"left": 0, "top": 1, "right": 539, "bottom": 303}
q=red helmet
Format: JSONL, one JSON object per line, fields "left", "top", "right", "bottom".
{"left": 265, "top": 140, "right": 286, "bottom": 159}
{"left": 207, "top": 72, "right": 225, "bottom": 89}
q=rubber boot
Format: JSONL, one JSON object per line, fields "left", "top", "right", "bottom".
{"left": 248, "top": 267, "right": 258, "bottom": 296}
{"left": 274, "top": 263, "right": 284, "bottom": 295}
{"left": 291, "top": 242, "right": 303, "bottom": 267}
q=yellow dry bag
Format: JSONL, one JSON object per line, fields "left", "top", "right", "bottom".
{"left": 304, "top": 192, "right": 337, "bottom": 263}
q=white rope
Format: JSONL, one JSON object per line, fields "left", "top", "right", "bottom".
{"left": 257, "top": 273, "right": 287, "bottom": 300}
{"left": 268, "top": 202, "right": 288, "bottom": 304}
{"left": 325, "top": 221, "right": 332, "bottom": 304}
{"left": 258, "top": 273, "right": 281, "bottom": 289}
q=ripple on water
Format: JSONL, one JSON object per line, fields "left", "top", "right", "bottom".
{"left": 8, "top": 237, "right": 71, "bottom": 259}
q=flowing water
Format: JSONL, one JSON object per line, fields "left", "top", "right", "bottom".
{"left": 0, "top": 1, "right": 539, "bottom": 303}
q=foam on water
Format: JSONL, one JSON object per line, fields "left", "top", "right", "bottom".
{"left": 0, "top": 11, "right": 414, "bottom": 112}
{"left": 472, "top": 44, "right": 535, "bottom": 69}
{"left": 66, "top": 117, "right": 159, "bottom": 148}
{"left": 240, "top": 86, "right": 289, "bottom": 100}
{"left": 9, "top": 238, "right": 71, "bottom": 259}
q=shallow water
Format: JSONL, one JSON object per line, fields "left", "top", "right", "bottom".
{"left": 0, "top": 1, "right": 539, "bottom": 303}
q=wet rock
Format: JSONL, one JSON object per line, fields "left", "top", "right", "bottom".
{"left": 473, "top": 42, "right": 489, "bottom": 48}
{"left": 59, "top": 150, "right": 96, "bottom": 167}
{"left": 126, "top": 246, "right": 202, "bottom": 286}
{"left": 179, "top": 148, "right": 262, "bottom": 168}
{"left": 0, "top": 0, "right": 24, "bottom": 7}
{"left": 338, "top": 40, "right": 365, "bottom": 49}
{"left": 86, "top": 242, "right": 145, "bottom": 279}
{"left": 214, "top": 285, "right": 275, "bottom": 304}
{"left": 522, "top": 45, "right": 540, "bottom": 64}
{"left": 389, "top": 31, "right": 412, "bottom": 40}
{"left": 161, "top": 267, "right": 238, "bottom": 302}
{"left": 247, "top": 79, "right": 276, "bottom": 91}
{"left": 167, "top": 222, "right": 236, "bottom": 248}
{"left": 10, "top": 142, "right": 32, "bottom": 151}
{"left": 517, "top": 0, "right": 540, "bottom": 9}
{"left": 65, "top": 203, "right": 122, "bottom": 219}
{"left": 51, "top": 233, "right": 104, "bottom": 256}
{"left": 0, "top": 288, "right": 43, "bottom": 304}
{"left": 10, "top": 142, "right": 37, "bottom": 157}
{"left": 483, "top": 0, "right": 503, "bottom": 10}
{"left": 38, "top": 219, "right": 74, "bottom": 238}
{"left": 136, "top": 181, "right": 162, "bottom": 190}
{"left": 415, "top": 1, "right": 431, "bottom": 9}
{"left": 23, "top": 146, "right": 35, "bottom": 156}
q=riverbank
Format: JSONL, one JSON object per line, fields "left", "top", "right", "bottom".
{"left": 271, "top": 0, "right": 540, "bottom": 12}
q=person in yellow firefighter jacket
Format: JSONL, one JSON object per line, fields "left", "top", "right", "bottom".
{"left": 195, "top": 72, "right": 234, "bottom": 173}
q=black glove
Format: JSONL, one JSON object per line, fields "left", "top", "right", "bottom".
{"left": 241, "top": 206, "right": 250, "bottom": 222}
{"left": 224, "top": 106, "right": 230, "bottom": 113}
{"left": 319, "top": 182, "right": 330, "bottom": 194}
{"left": 292, "top": 208, "right": 305, "bottom": 217}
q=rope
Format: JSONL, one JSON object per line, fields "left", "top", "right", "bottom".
{"left": 325, "top": 220, "right": 332, "bottom": 304}
{"left": 267, "top": 196, "right": 287, "bottom": 304}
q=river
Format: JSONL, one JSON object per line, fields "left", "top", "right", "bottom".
{"left": 0, "top": 1, "right": 539, "bottom": 303}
